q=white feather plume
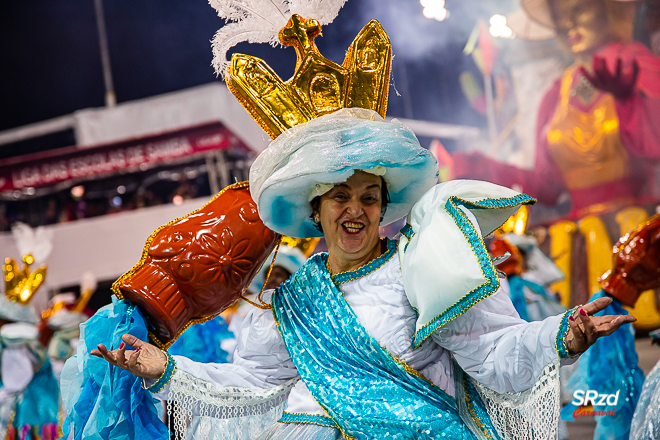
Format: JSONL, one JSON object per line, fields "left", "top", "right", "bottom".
{"left": 80, "top": 271, "right": 98, "bottom": 295}
{"left": 11, "top": 223, "right": 54, "bottom": 265}
{"left": 288, "top": 0, "right": 347, "bottom": 25}
{"left": 209, "top": 0, "right": 348, "bottom": 76}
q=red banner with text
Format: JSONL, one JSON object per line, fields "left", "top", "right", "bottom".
{"left": 0, "top": 123, "right": 246, "bottom": 191}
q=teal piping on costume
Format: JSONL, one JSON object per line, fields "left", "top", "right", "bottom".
{"left": 463, "top": 374, "right": 501, "bottom": 440}
{"left": 411, "top": 194, "right": 536, "bottom": 348}
{"left": 279, "top": 412, "right": 339, "bottom": 428}
{"left": 400, "top": 223, "right": 414, "bottom": 252}
{"left": 144, "top": 352, "right": 176, "bottom": 394}
{"left": 331, "top": 238, "right": 397, "bottom": 285}
{"left": 556, "top": 307, "right": 579, "bottom": 359}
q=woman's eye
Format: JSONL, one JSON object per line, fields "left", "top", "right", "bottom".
{"left": 334, "top": 194, "right": 348, "bottom": 201}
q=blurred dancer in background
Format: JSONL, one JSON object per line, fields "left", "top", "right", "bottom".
{"left": 1, "top": 224, "right": 59, "bottom": 440}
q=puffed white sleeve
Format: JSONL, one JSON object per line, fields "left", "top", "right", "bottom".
{"left": 149, "top": 299, "right": 298, "bottom": 400}
{"left": 431, "top": 281, "right": 566, "bottom": 394}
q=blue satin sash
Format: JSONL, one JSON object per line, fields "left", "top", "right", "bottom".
{"left": 272, "top": 251, "right": 500, "bottom": 440}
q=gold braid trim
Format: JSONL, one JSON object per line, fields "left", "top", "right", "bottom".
{"left": 240, "top": 238, "right": 283, "bottom": 310}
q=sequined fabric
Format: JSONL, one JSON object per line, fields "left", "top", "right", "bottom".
{"left": 272, "top": 254, "right": 495, "bottom": 440}
{"left": 630, "top": 359, "right": 660, "bottom": 440}
{"left": 256, "top": 422, "right": 343, "bottom": 440}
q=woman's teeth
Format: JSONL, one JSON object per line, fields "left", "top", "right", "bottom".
{"left": 343, "top": 222, "right": 364, "bottom": 233}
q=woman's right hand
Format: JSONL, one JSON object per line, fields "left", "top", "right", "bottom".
{"left": 90, "top": 334, "right": 167, "bottom": 379}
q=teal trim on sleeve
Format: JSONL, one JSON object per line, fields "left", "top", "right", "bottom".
{"left": 556, "top": 307, "right": 579, "bottom": 359}
{"left": 411, "top": 194, "right": 536, "bottom": 348}
{"left": 144, "top": 351, "right": 176, "bottom": 394}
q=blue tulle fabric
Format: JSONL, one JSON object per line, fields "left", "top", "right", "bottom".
{"left": 560, "top": 290, "right": 644, "bottom": 440}
{"left": 168, "top": 316, "right": 232, "bottom": 364}
{"left": 14, "top": 359, "right": 59, "bottom": 429}
{"left": 59, "top": 297, "right": 167, "bottom": 440}
{"left": 272, "top": 254, "right": 499, "bottom": 440}
{"left": 506, "top": 276, "right": 531, "bottom": 321}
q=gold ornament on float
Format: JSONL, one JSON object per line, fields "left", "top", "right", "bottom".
{"left": 496, "top": 205, "right": 529, "bottom": 236}
{"left": 4, "top": 254, "right": 47, "bottom": 306}
{"left": 280, "top": 236, "right": 320, "bottom": 257}
{"left": 226, "top": 15, "right": 392, "bottom": 139}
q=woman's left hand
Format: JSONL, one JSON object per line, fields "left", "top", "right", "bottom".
{"left": 565, "top": 297, "right": 636, "bottom": 356}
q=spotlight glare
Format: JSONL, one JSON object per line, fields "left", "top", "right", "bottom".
{"left": 434, "top": 7, "right": 448, "bottom": 21}
{"left": 490, "top": 14, "right": 506, "bottom": 27}
{"left": 71, "top": 185, "right": 85, "bottom": 198}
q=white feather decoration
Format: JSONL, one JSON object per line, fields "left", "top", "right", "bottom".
{"left": 80, "top": 271, "right": 98, "bottom": 295}
{"left": 288, "top": 0, "right": 347, "bottom": 25}
{"left": 209, "top": 0, "right": 348, "bottom": 76}
{"left": 11, "top": 223, "right": 54, "bottom": 265}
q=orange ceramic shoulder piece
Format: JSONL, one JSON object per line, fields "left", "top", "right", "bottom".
{"left": 601, "top": 213, "right": 660, "bottom": 307}
{"left": 113, "top": 182, "right": 280, "bottom": 348}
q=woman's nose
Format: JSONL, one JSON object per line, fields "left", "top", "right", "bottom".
{"left": 346, "top": 198, "right": 364, "bottom": 217}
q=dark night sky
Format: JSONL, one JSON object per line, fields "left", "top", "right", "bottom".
{"left": 0, "top": 0, "right": 516, "bottom": 139}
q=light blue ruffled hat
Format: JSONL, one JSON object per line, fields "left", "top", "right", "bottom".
{"left": 249, "top": 108, "right": 439, "bottom": 238}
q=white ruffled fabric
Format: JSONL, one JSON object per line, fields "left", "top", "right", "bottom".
{"left": 399, "top": 180, "right": 534, "bottom": 341}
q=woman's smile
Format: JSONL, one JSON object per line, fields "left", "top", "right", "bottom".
{"left": 314, "top": 170, "right": 385, "bottom": 274}
{"left": 342, "top": 221, "right": 365, "bottom": 235}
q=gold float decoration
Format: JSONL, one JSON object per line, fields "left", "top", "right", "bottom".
{"left": 4, "top": 254, "right": 47, "bottom": 305}
{"left": 497, "top": 206, "right": 529, "bottom": 236}
{"left": 548, "top": 221, "right": 577, "bottom": 308}
{"left": 578, "top": 216, "right": 612, "bottom": 297}
{"left": 280, "top": 236, "right": 321, "bottom": 257}
{"left": 226, "top": 15, "right": 392, "bottom": 139}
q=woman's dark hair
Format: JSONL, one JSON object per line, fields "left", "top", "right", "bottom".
{"left": 309, "top": 177, "right": 390, "bottom": 233}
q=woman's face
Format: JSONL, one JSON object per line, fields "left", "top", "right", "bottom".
{"left": 317, "top": 171, "right": 383, "bottom": 262}
{"left": 549, "top": 0, "right": 611, "bottom": 55}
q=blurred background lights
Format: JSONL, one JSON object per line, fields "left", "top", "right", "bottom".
{"left": 172, "top": 195, "right": 184, "bottom": 206}
{"left": 420, "top": 0, "right": 448, "bottom": 21}
{"left": 71, "top": 185, "right": 85, "bottom": 198}
{"left": 110, "top": 196, "right": 122, "bottom": 207}
{"left": 489, "top": 14, "right": 514, "bottom": 38}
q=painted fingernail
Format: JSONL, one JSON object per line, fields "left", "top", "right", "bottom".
{"left": 135, "top": 347, "right": 141, "bottom": 353}
{"left": 569, "top": 316, "right": 575, "bottom": 321}
{"left": 579, "top": 308, "right": 587, "bottom": 316}
{"left": 119, "top": 342, "right": 125, "bottom": 349}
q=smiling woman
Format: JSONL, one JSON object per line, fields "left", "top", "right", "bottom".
{"left": 72, "top": 2, "right": 637, "bottom": 439}
{"left": 313, "top": 172, "right": 387, "bottom": 275}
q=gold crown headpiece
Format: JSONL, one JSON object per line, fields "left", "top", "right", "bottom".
{"left": 4, "top": 254, "right": 47, "bottom": 305}
{"left": 226, "top": 15, "right": 392, "bottom": 139}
